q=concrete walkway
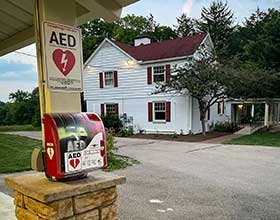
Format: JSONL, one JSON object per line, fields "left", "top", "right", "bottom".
{"left": 0, "top": 192, "right": 16, "bottom": 220}
{"left": 202, "top": 133, "right": 242, "bottom": 144}
{"left": 2, "top": 131, "right": 42, "bottom": 140}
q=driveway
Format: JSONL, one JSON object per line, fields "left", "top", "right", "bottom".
{"left": 113, "top": 138, "right": 280, "bottom": 220}
{"left": 1, "top": 133, "right": 280, "bottom": 220}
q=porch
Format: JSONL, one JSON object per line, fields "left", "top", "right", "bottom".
{"left": 230, "top": 99, "right": 280, "bottom": 134}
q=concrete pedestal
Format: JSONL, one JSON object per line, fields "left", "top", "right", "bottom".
{"left": 5, "top": 171, "right": 125, "bottom": 220}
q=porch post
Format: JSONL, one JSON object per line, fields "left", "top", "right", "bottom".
{"left": 264, "top": 103, "right": 269, "bottom": 127}
{"left": 251, "top": 104, "right": 255, "bottom": 119}
{"left": 278, "top": 103, "right": 280, "bottom": 124}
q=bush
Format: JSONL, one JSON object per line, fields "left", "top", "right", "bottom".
{"left": 213, "top": 122, "right": 240, "bottom": 133}
{"left": 106, "top": 132, "right": 116, "bottom": 153}
{"left": 117, "top": 127, "right": 133, "bottom": 137}
{"left": 102, "top": 114, "right": 123, "bottom": 133}
{"left": 105, "top": 132, "right": 138, "bottom": 171}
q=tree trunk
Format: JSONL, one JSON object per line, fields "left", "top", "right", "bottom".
{"left": 200, "top": 110, "right": 206, "bottom": 136}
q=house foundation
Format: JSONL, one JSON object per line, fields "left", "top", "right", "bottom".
{"left": 5, "top": 171, "right": 125, "bottom": 220}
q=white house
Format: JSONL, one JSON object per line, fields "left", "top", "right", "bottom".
{"left": 83, "top": 34, "right": 231, "bottom": 134}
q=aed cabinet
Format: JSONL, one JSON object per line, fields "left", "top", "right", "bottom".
{"left": 43, "top": 113, "right": 107, "bottom": 181}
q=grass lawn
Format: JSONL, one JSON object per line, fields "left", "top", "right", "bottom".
{"left": 0, "top": 133, "right": 136, "bottom": 174}
{"left": 0, "top": 133, "right": 41, "bottom": 173}
{"left": 0, "top": 124, "right": 41, "bottom": 132}
{"left": 131, "top": 131, "right": 233, "bottom": 142}
{"left": 224, "top": 131, "right": 280, "bottom": 147}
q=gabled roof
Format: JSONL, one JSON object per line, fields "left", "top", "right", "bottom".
{"left": 111, "top": 33, "right": 208, "bottom": 62}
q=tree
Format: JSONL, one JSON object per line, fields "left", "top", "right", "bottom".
{"left": 197, "top": 1, "right": 235, "bottom": 58}
{"left": 81, "top": 18, "right": 115, "bottom": 61}
{"left": 243, "top": 9, "right": 280, "bottom": 71}
{"left": 0, "top": 88, "right": 40, "bottom": 126}
{"left": 224, "top": 61, "right": 280, "bottom": 99}
{"left": 156, "top": 48, "right": 227, "bottom": 135}
{"left": 81, "top": 14, "right": 178, "bottom": 61}
{"left": 175, "top": 14, "right": 196, "bottom": 37}
{"left": 152, "top": 26, "right": 177, "bottom": 41}
{"left": 9, "top": 90, "right": 31, "bottom": 103}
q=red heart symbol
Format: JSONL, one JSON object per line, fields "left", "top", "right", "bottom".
{"left": 52, "top": 49, "right": 75, "bottom": 76}
{"left": 69, "top": 158, "right": 80, "bottom": 169}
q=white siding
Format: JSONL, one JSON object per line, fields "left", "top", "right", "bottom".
{"left": 86, "top": 95, "right": 191, "bottom": 134}
{"left": 83, "top": 41, "right": 187, "bottom": 101}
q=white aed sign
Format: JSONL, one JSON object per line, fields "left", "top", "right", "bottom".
{"left": 43, "top": 21, "right": 83, "bottom": 91}
{"left": 64, "top": 132, "right": 104, "bottom": 173}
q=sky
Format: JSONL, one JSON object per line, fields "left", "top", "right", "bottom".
{"left": 0, "top": 0, "right": 279, "bottom": 102}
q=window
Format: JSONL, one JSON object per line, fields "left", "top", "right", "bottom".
{"left": 154, "top": 102, "right": 166, "bottom": 121}
{"left": 106, "top": 104, "right": 115, "bottom": 115}
{"left": 153, "top": 66, "right": 165, "bottom": 83}
{"left": 104, "top": 71, "right": 114, "bottom": 86}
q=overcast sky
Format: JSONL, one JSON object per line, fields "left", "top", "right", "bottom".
{"left": 0, "top": 0, "right": 279, "bottom": 102}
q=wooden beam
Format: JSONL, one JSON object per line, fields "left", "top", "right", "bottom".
{"left": 0, "top": 26, "right": 34, "bottom": 57}
{"left": 76, "top": 0, "right": 122, "bottom": 24}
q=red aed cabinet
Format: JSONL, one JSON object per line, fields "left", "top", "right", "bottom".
{"left": 43, "top": 113, "right": 107, "bottom": 181}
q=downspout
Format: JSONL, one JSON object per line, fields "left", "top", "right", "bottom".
{"left": 189, "top": 96, "right": 193, "bottom": 134}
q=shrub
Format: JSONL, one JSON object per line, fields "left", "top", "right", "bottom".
{"left": 213, "top": 122, "right": 240, "bottom": 133}
{"left": 118, "top": 127, "right": 133, "bottom": 137}
{"left": 106, "top": 132, "right": 116, "bottom": 153}
{"left": 102, "top": 114, "right": 123, "bottom": 133}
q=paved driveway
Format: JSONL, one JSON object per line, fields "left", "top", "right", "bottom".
{"left": 113, "top": 138, "right": 280, "bottom": 220}
{"left": 1, "top": 133, "right": 280, "bottom": 219}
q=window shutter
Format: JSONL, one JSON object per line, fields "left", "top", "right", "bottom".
{"left": 101, "top": 104, "right": 105, "bottom": 117}
{"left": 222, "top": 102, "right": 225, "bottom": 114}
{"left": 114, "top": 71, "right": 118, "bottom": 87}
{"left": 147, "top": 67, "right": 152, "bottom": 84}
{"left": 166, "top": 101, "right": 171, "bottom": 122}
{"left": 99, "top": 72, "right": 104, "bottom": 88}
{"left": 148, "top": 102, "right": 153, "bottom": 122}
{"left": 207, "top": 106, "right": 211, "bottom": 120}
{"left": 166, "top": 64, "right": 171, "bottom": 82}
{"left": 218, "top": 102, "right": 221, "bottom": 114}
{"left": 114, "top": 103, "right": 119, "bottom": 115}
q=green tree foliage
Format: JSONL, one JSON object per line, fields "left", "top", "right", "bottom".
{"left": 81, "top": 14, "right": 178, "bottom": 61}
{"left": 197, "top": 1, "right": 234, "bottom": 58}
{"left": 0, "top": 88, "right": 40, "bottom": 127}
{"left": 243, "top": 9, "right": 280, "bottom": 71}
{"left": 226, "top": 8, "right": 280, "bottom": 96}
{"left": 81, "top": 19, "right": 116, "bottom": 61}
{"left": 175, "top": 14, "right": 196, "bottom": 37}
{"left": 9, "top": 90, "right": 31, "bottom": 103}
{"left": 223, "top": 61, "right": 279, "bottom": 99}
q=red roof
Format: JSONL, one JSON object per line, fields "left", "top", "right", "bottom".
{"left": 111, "top": 34, "right": 207, "bottom": 62}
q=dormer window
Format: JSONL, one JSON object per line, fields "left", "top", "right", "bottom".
{"left": 104, "top": 71, "right": 114, "bottom": 87}
{"left": 153, "top": 66, "right": 165, "bottom": 83}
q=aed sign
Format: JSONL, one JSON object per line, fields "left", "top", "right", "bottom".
{"left": 43, "top": 21, "right": 83, "bottom": 91}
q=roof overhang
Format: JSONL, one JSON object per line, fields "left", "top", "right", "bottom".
{"left": 229, "top": 98, "right": 280, "bottom": 104}
{"left": 0, "top": 0, "right": 138, "bottom": 57}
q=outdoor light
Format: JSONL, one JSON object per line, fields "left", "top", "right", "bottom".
{"left": 126, "top": 59, "right": 135, "bottom": 66}
{"left": 237, "top": 104, "right": 243, "bottom": 110}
